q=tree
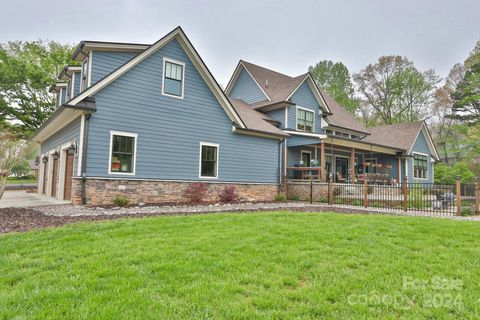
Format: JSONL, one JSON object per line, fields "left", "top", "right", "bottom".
{"left": 450, "top": 63, "right": 480, "bottom": 125}
{"left": 0, "top": 130, "right": 29, "bottom": 199}
{"left": 353, "top": 56, "right": 438, "bottom": 126}
{"left": 430, "top": 64, "right": 466, "bottom": 163}
{"left": 434, "top": 162, "right": 475, "bottom": 184}
{"left": 0, "top": 41, "right": 76, "bottom": 137}
{"left": 308, "top": 60, "right": 359, "bottom": 114}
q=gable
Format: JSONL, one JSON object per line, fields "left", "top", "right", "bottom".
{"left": 228, "top": 67, "right": 268, "bottom": 104}
{"left": 410, "top": 126, "right": 438, "bottom": 160}
{"left": 290, "top": 80, "right": 322, "bottom": 111}
{"left": 69, "top": 27, "right": 244, "bottom": 128}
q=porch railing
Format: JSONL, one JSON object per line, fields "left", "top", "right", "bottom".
{"left": 285, "top": 176, "right": 480, "bottom": 216}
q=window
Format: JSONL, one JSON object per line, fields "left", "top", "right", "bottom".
{"left": 162, "top": 58, "right": 185, "bottom": 98}
{"left": 351, "top": 135, "right": 359, "bottom": 140}
{"left": 335, "top": 131, "right": 343, "bottom": 137}
{"left": 326, "top": 129, "right": 333, "bottom": 135}
{"left": 81, "top": 58, "right": 88, "bottom": 90}
{"left": 109, "top": 132, "right": 137, "bottom": 174}
{"left": 413, "top": 153, "right": 428, "bottom": 179}
{"left": 297, "top": 108, "right": 314, "bottom": 132}
{"left": 200, "top": 142, "right": 218, "bottom": 178}
{"left": 67, "top": 80, "right": 72, "bottom": 99}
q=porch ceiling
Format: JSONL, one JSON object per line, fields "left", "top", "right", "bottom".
{"left": 323, "top": 137, "right": 404, "bottom": 155}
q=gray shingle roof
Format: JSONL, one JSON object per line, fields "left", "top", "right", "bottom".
{"left": 363, "top": 121, "right": 425, "bottom": 151}
{"left": 241, "top": 60, "right": 307, "bottom": 104}
{"left": 229, "top": 98, "right": 288, "bottom": 137}
{"left": 318, "top": 88, "right": 368, "bottom": 134}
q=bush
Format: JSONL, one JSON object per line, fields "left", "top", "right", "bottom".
{"left": 113, "top": 196, "right": 129, "bottom": 207}
{"left": 218, "top": 185, "right": 239, "bottom": 203}
{"left": 319, "top": 196, "right": 328, "bottom": 203}
{"left": 274, "top": 194, "right": 286, "bottom": 202}
{"left": 184, "top": 182, "right": 209, "bottom": 204}
{"left": 288, "top": 195, "right": 300, "bottom": 201}
{"left": 462, "top": 207, "right": 473, "bottom": 216}
{"left": 435, "top": 162, "right": 475, "bottom": 184}
{"left": 351, "top": 199, "right": 362, "bottom": 206}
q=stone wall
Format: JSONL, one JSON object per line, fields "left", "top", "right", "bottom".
{"left": 287, "top": 181, "right": 329, "bottom": 201}
{"left": 72, "top": 178, "right": 279, "bottom": 206}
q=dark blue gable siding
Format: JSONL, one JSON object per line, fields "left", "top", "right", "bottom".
{"left": 91, "top": 51, "right": 139, "bottom": 85}
{"left": 86, "top": 39, "right": 279, "bottom": 183}
{"left": 408, "top": 129, "right": 434, "bottom": 183}
{"left": 289, "top": 81, "right": 323, "bottom": 133}
{"left": 228, "top": 68, "right": 267, "bottom": 104}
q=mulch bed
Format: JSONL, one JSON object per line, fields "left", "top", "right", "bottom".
{"left": 0, "top": 207, "right": 139, "bottom": 234}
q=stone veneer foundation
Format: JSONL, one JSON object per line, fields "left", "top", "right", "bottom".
{"left": 72, "top": 178, "right": 279, "bottom": 206}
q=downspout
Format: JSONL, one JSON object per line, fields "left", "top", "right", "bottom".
{"left": 278, "top": 138, "right": 285, "bottom": 186}
{"left": 81, "top": 114, "right": 91, "bottom": 205}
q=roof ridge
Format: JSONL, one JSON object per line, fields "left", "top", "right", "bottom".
{"left": 369, "top": 120, "right": 424, "bottom": 130}
{"left": 241, "top": 60, "right": 298, "bottom": 79}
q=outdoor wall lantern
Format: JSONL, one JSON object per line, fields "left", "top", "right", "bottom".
{"left": 42, "top": 155, "right": 49, "bottom": 163}
{"left": 52, "top": 150, "right": 60, "bottom": 160}
{"left": 68, "top": 139, "right": 77, "bottom": 155}
{"left": 34, "top": 156, "right": 40, "bottom": 166}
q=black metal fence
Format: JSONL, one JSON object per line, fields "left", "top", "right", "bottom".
{"left": 285, "top": 178, "right": 480, "bottom": 216}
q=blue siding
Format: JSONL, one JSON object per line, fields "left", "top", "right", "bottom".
{"left": 91, "top": 51, "right": 139, "bottom": 85}
{"left": 228, "top": 68, "right": 267, "bottom": 104}
{"left": 41, "top": 117, "right": 81, "bottom": 176}
{"left": 408, "top": 130, "right": 434, "bottom": 183}
{"left": 286, "top": 135, "right": 321, "bottom": 147}
{"left": 266, "top": 108, "right": 286, "bottom": 128}
{"left": 288, "top": 146, "right": 317, "bottom": 167}
{"left": 289, "top": 81, "right": 323, "bottom": 133}
{"left": 86, "top": 39, "right": 279, "bottom": 183}
{"left": 73, "top": 72, "right": 81, "bottom": 96}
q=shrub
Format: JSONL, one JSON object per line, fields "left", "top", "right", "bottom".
{"left": 288, "top": 195, "right": 300, "bottom": 201}
{"left": 274, "top": 194, "right": 286, "bottom": 202}
{"left": 218, "top": 185, "right": 239, "bottom": 203}
{"left": 184, "top": 182, "right": 209, "bottom": 204}
{"left": 319, "top": 196, "right": 328, "bottom": 203}
{"left": 351, "top": 199, "right": 362, "bottom": 206}
{"left": 113, "top": 196, "right": 129, "bottom": 207}
{"left": 462, "top": 207, "right": 473, "bottom": 216}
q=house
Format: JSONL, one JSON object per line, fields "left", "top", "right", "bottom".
{"left": 32, "top": 27, "right": 439, "bottom": 206}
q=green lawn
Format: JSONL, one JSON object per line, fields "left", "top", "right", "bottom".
{"left": 6, "top": 177, "right": 37, "bottom": 185}
{"left": 1, "top": 212, "right": 480, "bottom": 319}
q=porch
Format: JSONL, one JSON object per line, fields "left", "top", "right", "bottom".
{"left": 285, "top": 137, "right": 407, "bottom": 184}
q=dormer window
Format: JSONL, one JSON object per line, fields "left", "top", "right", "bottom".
{"left": 296, "top": 107, "right": 314, "bottom": 132}
{"left": 162, "top": 58, "right": 185, "bottom": 98}
{"left": 81, "top": 58, "right": 88, "bottom": 91}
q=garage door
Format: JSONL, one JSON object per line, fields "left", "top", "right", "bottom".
{"left": 64, "top": 153, "right": 74, "bottom": 200}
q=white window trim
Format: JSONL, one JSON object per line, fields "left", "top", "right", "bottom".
{"left": 412, "top": 152, "right": 429, "bottom": 180}
{"left": 108, "top": 130, "right": 138, "bottom": 176}
{"left": 162, "top": 57, "right": 185, "bottom": 99}
{"left": 199, "top": 142, "right": 219, "bottom": 179}
{"left": 58, "top": 90, "right": 63, "bottom": 107}
{"left": 300, "top": 150, "right": 312, "bottom": 166}
{"left": 296, "top": 106, "right": 315, "bottom": 132}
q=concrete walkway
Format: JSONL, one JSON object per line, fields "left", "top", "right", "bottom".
{"left": 0, "top": 191, "right": 70, "bottom": 208}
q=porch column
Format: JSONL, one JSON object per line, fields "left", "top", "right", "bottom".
{"left": 320, "top": 142, "right": 326, "bottom": 181}
{"left": 397, "top": 158, "right": 401, "bottom": 182}
{"left": 350, "top": 147, "right": 355, "bottom": 182}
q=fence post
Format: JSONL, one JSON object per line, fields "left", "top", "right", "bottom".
{"left": 402, "top": 175, "right": 408, "bottom": 212}
{"left": 328, "top": 173, "right": 333, "bottom": 205}
{"left": 309, "top": 179, "right": 313, "bottom": 204}
{"left": 363, "top": 179, "right": 368, "bottom": 208}
{"left": 475, "top": 177, "right": 480, "bottom": 214}
{"left": 285, "top": 170, "right": 288, "bottom": 200}
{"left": 456, "top": 176, "right": 462, "bottom": 216}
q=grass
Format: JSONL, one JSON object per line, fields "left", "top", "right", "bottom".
{"left": 6, "top": 177, "right": 37, "bottom": 185}
{"left": 1, "top": 211, "right": 480, "bottom": 319}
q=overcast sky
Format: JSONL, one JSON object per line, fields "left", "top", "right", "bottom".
{"left": 1, "top": 0, "right": 479, "bottom": 86}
